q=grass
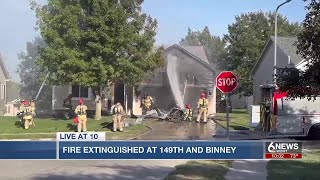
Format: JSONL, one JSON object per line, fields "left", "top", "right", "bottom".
{"left": 214, "top": 109, "right": 252, "bottom": 131}
{"left": 267, "top": 151, "right": 320, "bottom": 180}
{"left": 164, "top": 160, "right": 232, "bottom": 180}
{"left": 0, "top": 116, "right": 150, "bottom": 139}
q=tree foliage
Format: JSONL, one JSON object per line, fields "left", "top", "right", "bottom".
{"left": 224, "top": 11, "right": 302, "bottom": 96}
{"left": 30, "top": 0, "right": 164, "bottom": 88}
{"left": 277, "top": 0, "right": 320, "bottom": 100}
{"left": 180, "top": 26, "right": 226, "bottom": 69}
{"left": 17, "top": 37, "right": 52, "bottom": 110}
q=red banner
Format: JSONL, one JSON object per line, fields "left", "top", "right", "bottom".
{"left": 265, "top": 153, "right": 302, "bottom": 159}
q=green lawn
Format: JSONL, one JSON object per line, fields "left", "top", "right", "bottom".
{"left": 214, "top": 109, "right": 252, "bottom": 130}
{"left": 267, "top": 151, "right": 320, "bottom": 180}
{"left": 164, "top": 160, "right": 232, "bottom": 180}
{"left": 0, "top": 116, "right": 149, "bottom": 139}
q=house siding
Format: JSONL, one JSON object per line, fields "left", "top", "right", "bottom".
{"left": 253, "top": 43, "right": 291, "bottom": 105}
{"left": 230, "top": 94, "right": 247, "bottom": 109}
{"left": 52, "top": 86, "right": 95, "bottom": 111}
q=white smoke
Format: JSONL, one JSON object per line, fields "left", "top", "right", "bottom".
{"left": 166, "top": 54, "right": 184, "bottom": 109}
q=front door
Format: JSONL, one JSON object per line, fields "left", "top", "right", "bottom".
{"left": 114, "top": 82, "right": 125, "bottom": 110}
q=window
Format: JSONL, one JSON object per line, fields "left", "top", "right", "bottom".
{"left": 0, "top": 84, "right": 5, "bottom": 100}
{"left": 193, "top": 76, "right": 198, "bottom": 85}
{"left": 185, "top": 73, "right": 193, "bottom": 84}
{"left": 69, "top": 85, "right": 91, "bottom": 99}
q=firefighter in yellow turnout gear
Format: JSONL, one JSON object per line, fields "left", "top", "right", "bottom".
{"left": 75, "top": 99, "right": 88, "bottom": 132}
{"left": 19, "top": 100, "right": 35, "bottom": 129}
{"left": 141, "top": 94, "right": 154, "bottom": 115}
{"left": 112, "top": 102, "right": 124, "bottom": 132}
{"left": 184, "top": 104, "right": 193, "bottom": 121}
{"left": 196, "top": 93, "right": 208, "bottom": 123}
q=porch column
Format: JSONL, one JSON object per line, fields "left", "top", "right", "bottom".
{"left": 132, "top": 87, "right": 142, "bottom": 115}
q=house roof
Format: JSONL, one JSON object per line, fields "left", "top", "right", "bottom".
{"left": 179, "top": 45, "right": 210, "bottom": 64}
{"left": 271, "top": 36, "right": 302, "bottom": 65}
{"left": 0, "top": 53, "right": 10, "bottom": 79}
{"left": 251, "top": 36, "right": 303, "bottom": 76}
{"left": 165, "top": 44, "right": 215, "bottom": 73}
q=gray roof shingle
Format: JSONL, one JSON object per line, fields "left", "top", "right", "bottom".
{"left": 270, "top": 36, "right": 303, "bottom": 65}
{"left": 179, "top": 45, "right": 210, "bottom": 64}
{"left": 251, "top": 36, "right": 304, "bottom": 76}
{"left": 164, "top": 44, "right": 210, "bottom": 64}
{"left": 165, "top": 44, "right": 215, "bottom": 72}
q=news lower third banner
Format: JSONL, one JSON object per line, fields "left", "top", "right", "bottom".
{"left": 0, "top": 132, "right": 302, "bottom": 159}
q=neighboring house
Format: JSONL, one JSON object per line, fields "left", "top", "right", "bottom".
{"left": 52, "top": 44, "right": 217, "bottom": 115}
{"left": 251, "top": 36, "right": 303, "bottom": 105}
{"left": 230, "top": 94, "right": 247, "bottom": 109}
{"left": 0, "top": 54, "right": 21, "bottom": 115}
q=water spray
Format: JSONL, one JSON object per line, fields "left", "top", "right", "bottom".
{"left": 35, "top": 72, "right": 50, "bottom": 100}
{"left": 166, "top": 54, "right": 184, "bottom": 109}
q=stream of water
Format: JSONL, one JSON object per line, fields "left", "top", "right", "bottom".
{"left": 166, "top": 54, "right": 184, "bottom": 109}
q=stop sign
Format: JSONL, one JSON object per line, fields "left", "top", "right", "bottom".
{"left": 216, "top": 71, "right": 238, "bottom": 93}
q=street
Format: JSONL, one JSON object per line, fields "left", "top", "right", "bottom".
{"left": 1, "top": 160, "right": 188, "bottom": 180}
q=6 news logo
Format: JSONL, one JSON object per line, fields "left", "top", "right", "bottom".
{"left": 265, "top": 142, "right": 302, "bottom": 159}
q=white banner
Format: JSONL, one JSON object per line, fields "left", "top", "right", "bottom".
{"left": 56, "top": 132, "right": 105, "bottom": 141}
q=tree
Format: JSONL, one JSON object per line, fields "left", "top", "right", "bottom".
{"left": 224, "top": 11, "right": 302, "bottom": 96}
{"left": 277, "top": 0, "right": 320, "bottom": 100}
{"left": 17, "top": 37, "right": 52, "bottom": 111}
{"left": 180, "top": 26, "right": 226, "bottom": 69}
{"left": 31, "top": 0, "right": 165, "bottom": 87}
{"left": 30, "top": 0, "right": 164, "bottom": 117}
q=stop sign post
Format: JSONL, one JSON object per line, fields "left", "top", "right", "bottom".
{"left": 216, "top": 71, "right": 238, "bottom": 138}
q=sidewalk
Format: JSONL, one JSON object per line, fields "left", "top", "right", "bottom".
{"left": 225, "top": 160, "right": 269, "bottom": 180}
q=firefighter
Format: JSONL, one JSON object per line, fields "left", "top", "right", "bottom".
{"left": 19, "top": 100, "right": 34, "bottom": 129}
{"left": 17, "top": 100, "right": 25, "bottom": 124}
{"left": 74, "top": 98, "right": 88, "bottom": 132}
{"left": 63, "top": 94, "right": 73, "bottom": 119}
{"left": 112, "top": 102, "right": 124, "bottom": 132}
{"left": 196, "top": 93, "right": 208, "bottom": 123}
{"left": 141, "top": 93, "right": 154, "bottom": 114}
{"left": 184, "top": 104, "right": 193, "bottom": 121}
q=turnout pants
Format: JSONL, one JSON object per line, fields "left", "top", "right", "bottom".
{"left": 77, "top": 115, "right": 87, "bottom": 132}
{"left": 113, "top": 114, "right": 123, "bottom": 131}
{"left": 24, "top": 118, "right": 33, "bottom": 129}
{"left": 196, "top": 108, "right": 207, "bottom": 122}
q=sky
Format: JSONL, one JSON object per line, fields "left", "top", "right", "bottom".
{"left": 0, "top": 0, "right": 309, "bottom": 82}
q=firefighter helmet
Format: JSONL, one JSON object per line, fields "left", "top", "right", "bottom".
{"left": 22, "top": 100, "right": 30, "bottom": 105}
{"left": 79, "top": 98, "right": 84, "bottom": 104}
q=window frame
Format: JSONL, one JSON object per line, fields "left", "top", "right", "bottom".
{"left": 68, "top": 85, "right": 92, "bottom": 100}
